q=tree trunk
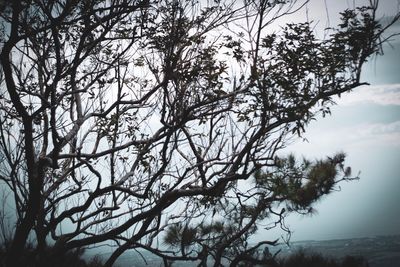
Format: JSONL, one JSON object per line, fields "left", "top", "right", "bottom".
{"left": 5, "top": 161, "right": 44, "bottom": 267}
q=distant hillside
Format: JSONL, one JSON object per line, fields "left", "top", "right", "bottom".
{"left": 84, "top": 235, "right": 400, "bottom": 267}
{"left": 273, "top": 235, "right": 400, "bottom": 267}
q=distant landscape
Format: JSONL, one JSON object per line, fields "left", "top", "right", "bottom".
{"left": 84, "top": 235, "right": 400, "bottom": 267}
{"left": 277, "top": 235, "right": 400, "bottom": 267}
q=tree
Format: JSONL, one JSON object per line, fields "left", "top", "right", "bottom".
{"left": 0, "top": 0, "right": 398, "bottom": 266}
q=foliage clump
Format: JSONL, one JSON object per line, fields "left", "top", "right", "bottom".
{"left": 0, "top": 242, "right": 103, "bottom": 267}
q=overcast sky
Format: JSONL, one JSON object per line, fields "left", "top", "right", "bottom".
{"left": 255, "top": 0, "right": 400, "bottom": 242}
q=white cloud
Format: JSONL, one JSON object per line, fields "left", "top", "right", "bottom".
{"left": 358, "top": 120, "right": 400, "bottom": 136}
{"left": 345, "top": 121, "right": 400, "bottom": 148}
{"left": 335, "top": 84, "right": 400, "bottom": 106}
{"left": 288, "top": 120, "right": 400, "bottom": 158}
{"left": 331, "top": 120, "right": 400, "bottom": 148}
